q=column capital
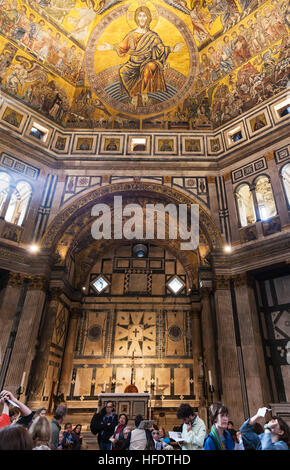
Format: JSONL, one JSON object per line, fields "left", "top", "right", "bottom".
{"left": 207, "top": 176, "right": 216, "bottom": 184}
{"left": 7, "top": 271, "right": 25, "bottom": 287}
{"left": 214, "top": 275, "right": 231, "bottom": 290}
{"left": 48, "top": 286, "right": 63, "bottom": 301}
{"left": 232, "top": 273, "right": 254, "bottom": 288}
{"left": 264, "top": 151, "right": 275, "bottom": 161}
{"left": 223, "top": 172, "right": 231, "bottom": 182}
{"left": 27, "top": 275, "right": 48, "bottom": 291}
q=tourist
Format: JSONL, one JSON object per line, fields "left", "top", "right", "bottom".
{"left": 59, "top": 422, "right": 80, "bottom": 450}
{"left": 234, "top": 431, "right": 245, "bottom": 450}
{"left": 90, "top": 400, "right": 118, "bottom": 450}
{"left": 29, "top": 415, "right": 52, "bottom": 450}
{"left": 128, "top": 414, "right": 152, "bottom": 450}
{"left": 0, "top": 395, "right": 10, "bottom": 429}
{"left": 242, "top": 422, "right": 263, "bottom": 450}
{"left": 0, "top": 390, "right": 33, "bottom": 428}
{"left": 240, "top": 407, "right": 290, "bottom": 450}
{"left": 0, "top": 424, "right": 34, "bottom": 450}
{"left": 9, "top": 406, "right": 20, "bottom": 425}
{"left": 204, "top": 402, "right": 235, "bottom": 450}
{"left": 50, "top": 404, "right": 67, "bottom": 450}
{"left": 119, "top": 426, "right": 131, "bottom": 450}
{"left": 159, "top": 427, "right": 171, "bottom": 445}
{"left": 111, "top": 413, "right": 128, "bottom": 450}
{"left": 227, "top": 420, "right": 238, "bottom": 443}
{"left": 33, "top": 407, "right": 47, "bottom": 419}
{"left": 72, "top": 424, "right": 83, "bottom": 449}
{"left": 177, "top": 403, "right": 206, "bottom": 450}
{"left": 151, "top": 429, "right": 162, "bottom": 450}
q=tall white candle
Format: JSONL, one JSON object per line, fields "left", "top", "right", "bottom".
{"left": 103, "top": 380, "right": 106, "bottom": 391}
{"left": 208, "top": 370, "right": 212, "bottom": 386}
{"left": 145, "top": 380, "right": 148, "bottom": 390}
{"left": 20, "top": 371, "right": 26, "bottom": 388}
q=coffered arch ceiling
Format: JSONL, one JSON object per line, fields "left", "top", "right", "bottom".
{"left": 0, "top": 0, "right": 288, "bottom": 130}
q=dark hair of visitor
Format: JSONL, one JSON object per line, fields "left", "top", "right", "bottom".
{"left": 134, "top": 6, "right": 152, "bottom": 28}
{"left": 177, "top": 403, "right": 195, "bottom": 419}
{"left": 0, "top": 425, "right": 34, "bottom": 450}
{"left": 119, "top": 413, "right": 128, "bottom": 425}
{"left": 252, "top": 422, "right": 263, "bottom": 435}
{"left": 53, "top": 404, "right": 67, "bottom": 420}
{"left": 73, "top": 424, "right": 82, "bottom": 434}
{"left": 228, "top": 420, "right": 234, "bottom": 426}
{"left": 135, "top": 414, "right": 143, "bottom": 427}
{"left": 209, "top": 402, "right": 229, "bottom": 425}
{"left": 273, "top": 416, "right": 290, "bottom": 446}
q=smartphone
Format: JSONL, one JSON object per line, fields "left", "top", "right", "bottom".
{"left": 4, "top": 398, "right": 20, "bottom": 408}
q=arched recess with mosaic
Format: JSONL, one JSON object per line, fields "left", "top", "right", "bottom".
{"left": 25, "top": 181, "right": 222, "bottom": 416}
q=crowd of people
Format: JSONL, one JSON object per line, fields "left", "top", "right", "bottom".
{"left": 0, "top": 390, "right": 289, "bottom": 451}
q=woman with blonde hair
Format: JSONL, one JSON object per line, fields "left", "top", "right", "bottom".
{"left": 29, "top": 415, "right": 52, "bottom": 450}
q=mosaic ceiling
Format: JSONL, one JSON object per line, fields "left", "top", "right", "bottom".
{"left": 0, "top": 0, "right": 289, "bottom": 130}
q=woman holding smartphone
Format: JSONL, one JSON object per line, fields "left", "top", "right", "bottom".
{"left": 240, "top": 407, "right": 290, "bottom": 450}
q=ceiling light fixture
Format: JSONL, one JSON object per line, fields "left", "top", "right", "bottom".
{"left": 28, "top": 244, "right": 39, "bottom": 253}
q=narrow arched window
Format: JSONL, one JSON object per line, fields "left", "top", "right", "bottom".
{"left": 5, "top": 181, "right": 32, "bottom": 226}
{"left": 0, "top": 172, "right": 10, "bottom": 214}
{"left": 281, "top": 163, "right": 290, "bottom": 208}
{"left": 235, "top": 183, "right": 256, "bottom": 227}
{"left": 255, "top": 175, "right": 277, "bottom": 221}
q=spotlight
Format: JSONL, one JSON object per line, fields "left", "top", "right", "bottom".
{"left": 82, "top": 286, "right": 86, "bottom": 291}
{"left": 28, "top": 244, "right": 39, "bottom": 253}
{"left": 132, "top": 243, "right": 148, "bottom": 258}
{"left": 224, "top": 245, "right": 232, "bottom": 253}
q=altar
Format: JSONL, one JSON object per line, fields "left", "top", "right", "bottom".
{"left": 98, "top": 393, "right": 151, "bottom": 422}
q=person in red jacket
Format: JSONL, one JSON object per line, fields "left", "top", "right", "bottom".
{"left": 0, "top": 396, "right": 10, "bottom": 429}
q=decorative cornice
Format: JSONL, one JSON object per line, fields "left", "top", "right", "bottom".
{"left": 0, "top": 247, "right": 26, "bottom": 264}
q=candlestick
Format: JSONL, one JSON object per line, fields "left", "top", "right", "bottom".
{"left": 208, "top": 370, "right": 212, "bottom": 387}
{"left": 20, "top": 371, "right": 26, "bottom": 388}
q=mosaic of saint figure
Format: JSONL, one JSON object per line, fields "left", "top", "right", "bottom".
{"left": 97, "top": 5, "right": 183, "bottom": 107}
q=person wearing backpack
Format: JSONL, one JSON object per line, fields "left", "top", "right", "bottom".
{"left": 204, "top": 402, "right": 235, "bottom": 450}
{"left": 90, "top": 401, "right": 118, "bottom": 450}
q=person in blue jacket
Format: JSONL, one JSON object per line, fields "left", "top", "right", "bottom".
{"left": 204, "top": 402, "right": 235, "bottom": 450}
{"left": 240, "top": 407, "right": 290, "bottom": 450}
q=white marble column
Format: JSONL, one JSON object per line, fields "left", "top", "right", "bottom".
{"left": 4, "top": 276, "right": 47, "bottom": 396}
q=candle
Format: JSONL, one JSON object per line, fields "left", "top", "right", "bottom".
{"left": 208, "top": 370, "right": 212, "bottom": 387}
{"left": 20, "top": 371, "right": 26, "bottom": 388}
{"left": 103, "top": 380, "right": 106, "bottom": 391}
{"left": 145, "top": 380, "right": 148, "bottom": 391}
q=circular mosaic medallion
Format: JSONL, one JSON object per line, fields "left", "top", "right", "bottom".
{"left": 88, "top": 325, "right": 102, "bottom": 341}
{"left": 168, "top": 325, "right": 183, "bottom": 342}
{"left": 85, "top": 3, "right": 198, "bottom": 117}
